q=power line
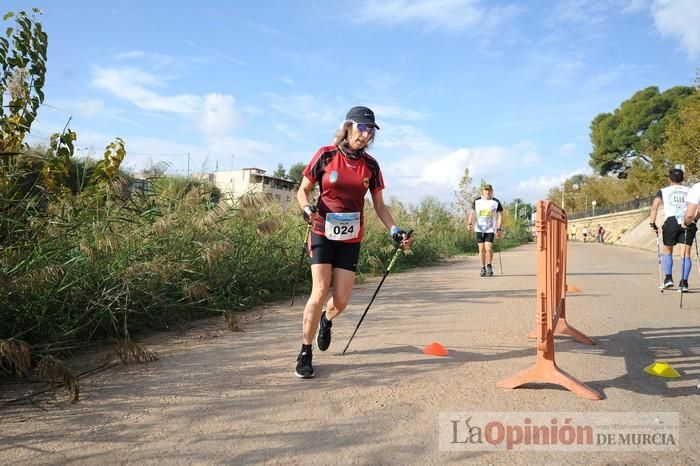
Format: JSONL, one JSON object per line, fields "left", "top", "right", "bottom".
{"left": 38, "top": 102, "right": 71, "bottom": 114}
{"left": 126, "top": 151, "right": 189, "bottom": 157}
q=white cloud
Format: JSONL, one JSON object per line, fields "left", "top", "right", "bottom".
{"left": 90, "top": 65, "right": 280, "bottom": 169}
{"left": 364, "top": 73, "right": 401, "bottom": 93}
{"left": 278, "top": 76, "right": 295, "bottom": 86}
{"left": 67, "top": 98, "right": 105, "bottom": 118}
{"left": 92, "top": 66, "right": 201, "bottom": 113}
{"left": 356, "top": 0, "right": 521, "bottom": 32}
{"left": 651, "top": 0, "right": 700, "bottom": 59}
{"left": 191, "top": 53, "right": 248, "bottom": 67}
{"left": 45, "top": 98, "right": 139, "bottom": 127}
{"left": 115, "top": 50, "right": 146, "bottom": 60}
{"left": 585, "top": 68, "right": 622, "bottom": 90}
{"left": 376, "top": 124, "right": 543, "bottom": 202}
{"left": 548, "top": 60, "right": 585, "bottom": 87}
{"left": 517, "top": 51, "right": 587, "bottom": 89}
{"left": 265, "top": 93, "right": 339, "bottom": 125}
{"left": 376, "top": 124, "right": 449, "bottom": 155}
{"left": 622, "top": 0, "right": 650, "bottom": 13}
{"left": 275, "top": 123, "right": 306, "bottom": 143}
{"left": 199, "top": 93, "right": 237, "bottom": 137}
{"left": 62, "top": 124, "right": 279, "bottom": 176}
{"left": 516, "top": 167, "right": 591, "bottom": 201}
{"left": 114, "top": 50, "right": 175, "bottom": 68}
{"left": 551, "top": 0, "right": 609, "bottom": 24}
{"left": 371, "top": 104, "right": 430, "bottom": 122}
{"left": 558, "top": 143, "right": 576, "bottom": 157}
{"left": 239, "top": 105, "right": 265, "bottom": 117}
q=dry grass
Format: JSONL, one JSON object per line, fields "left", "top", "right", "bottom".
{"left": 0, "top": 339, "right": 31, "bottom": 377}
{"left": 10, "top": 265, "right": 65, "bottom": 291}
{"left": 224, "top": 312, "right": 244, "bottom": 332}
{"left": 182, "top": 280, "right": 210, "bottom": 301}
{"left": 36, "top": 355, "right": 80, "bottom": 403}
{"left": 201, "top": 240, "right": 232, "bottom": 266}
{"left": 256, "top": 217, "right": 280, "bottom": 236}
{"left": 115, "top": 341, "right": 159, "bottom": 364}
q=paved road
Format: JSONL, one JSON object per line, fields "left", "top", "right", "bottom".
{"left": 2, "top": 242, "right": 700, "bottom": 465}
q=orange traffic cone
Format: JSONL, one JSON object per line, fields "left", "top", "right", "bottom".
{"left": 423, "top": 342, "right": 449, "bottom": 356}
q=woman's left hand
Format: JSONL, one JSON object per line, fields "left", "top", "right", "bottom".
{"left": 400, "top": 234, "right": 413, "bottom": 250}
{"left": 391, "top": 227, "right": 413, "bottom": 250}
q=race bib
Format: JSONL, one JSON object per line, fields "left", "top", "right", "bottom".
{"left": 325, "top": 212, "right": 360, "bottom": 241}
{"left": 477, "top": 208, "right": 493, "bottom": 228}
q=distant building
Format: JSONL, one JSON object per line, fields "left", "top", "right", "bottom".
{"left": 194, "top": 168, "right": 297, "bottom": 208}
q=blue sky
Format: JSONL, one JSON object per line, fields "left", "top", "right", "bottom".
{"left": 5, "top": 0, "right": 700, "bottom": 205}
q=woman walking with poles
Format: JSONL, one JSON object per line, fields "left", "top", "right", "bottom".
{"left": 294, "top": 106, "right": 412, "bottom": 379}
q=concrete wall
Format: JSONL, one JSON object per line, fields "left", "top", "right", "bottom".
{"left": 567, "top": 208, "right": 652, "bottom": 245}
{"left": 567, "top": 207, "right": 669, "bottom": 252}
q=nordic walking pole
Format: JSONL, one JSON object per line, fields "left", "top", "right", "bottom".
{"left": 497, "top": 243, "right": 503, "bottom": 276}
{"left": 680, "top": 229, "right": 688, "bottom": 309}
{"left": 342, "top": 230, "right": 413, "bottom": 355}
{"left": 290, "top": 224, "right": 311, "bottom": 307}
{"left": 695, "top": 236, "right": 700, "bottom": 280}
{"left": 655, "top": 231, "right": 664, "bottom": 293}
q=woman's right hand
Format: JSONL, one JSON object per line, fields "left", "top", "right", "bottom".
{"left": 303, "top": 205, "right": 317, "bottom": 225}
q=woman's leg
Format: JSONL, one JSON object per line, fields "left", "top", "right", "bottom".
{"left": 326, "top": 268, "right": 357, "bottom": 320}
{"left": 302, "top": 264, "right": 331, "bottom": 344}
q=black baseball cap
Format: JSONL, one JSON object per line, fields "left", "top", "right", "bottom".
{"left": 346, "top": 106, "right": 380, "bottom": 129}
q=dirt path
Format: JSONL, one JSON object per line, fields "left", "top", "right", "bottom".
{"left": 2, "top": 242, "right": 700, "bottom": 465}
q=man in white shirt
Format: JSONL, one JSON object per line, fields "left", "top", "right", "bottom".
{"left": 683, "top": 179, "right": 700, "bottom": 288}
{"left": 684, "top": 182, "right": 700, "bottom": 226}
{"left": 467, "top": 184, "right": 504, "bottom": 277}
{"left": 650, "top": 168, "right": 695, "bottom": 292}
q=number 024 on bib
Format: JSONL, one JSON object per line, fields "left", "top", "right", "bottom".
{"left": 325, "top": 212, "right": 360, "bottom": 241}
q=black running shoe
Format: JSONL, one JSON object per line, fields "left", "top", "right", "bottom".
{"left": 678, "top": 279, "right": 689, "bottom": 293}
{"left": 486, "top": 264, "right": 494, "bottom": 276}
{"left": 480, "top": 267, "right": 487, "bottom": 277}
{"left": 295, "top": 347, "right": 314, "bottom": 379}
{"left": 316, "top": 311, "right": 332, "bottom": 351}
{"left": 663, "top": 275, "right": 674, "bottom": 289}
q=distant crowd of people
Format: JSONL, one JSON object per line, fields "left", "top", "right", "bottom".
{"left": 569, "top": 223, "right": 605, "bottom": 243}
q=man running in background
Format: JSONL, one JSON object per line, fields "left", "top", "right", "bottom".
{"left": 649, "top": 168, "right": 696, "bottom": 292}
{"left": 467, "top": 184, "right": 503, "bottom": 277}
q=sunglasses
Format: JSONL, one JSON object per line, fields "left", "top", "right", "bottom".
{"left": 353, "top": 122, "right": 376, "bottom": 135}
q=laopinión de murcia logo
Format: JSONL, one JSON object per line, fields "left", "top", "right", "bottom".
{"left": 439, "top": 412, "right": 679, "bottom": 451}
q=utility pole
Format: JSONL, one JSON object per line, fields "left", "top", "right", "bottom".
{"left": 561, "top": 183, "right": 565, "bottom": 210}
{"left": 231, "top": 154, "right": 235, "bottom": 171}
{"left": 187, "top": 152, "right": 190, "bottom": 178}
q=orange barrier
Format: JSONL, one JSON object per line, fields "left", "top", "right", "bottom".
{"left": 497, "top": 200, "right": 603, "bottom": 400}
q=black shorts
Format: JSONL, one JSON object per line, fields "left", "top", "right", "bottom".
{"left": 308, "top": 232, "right": 361, "bottom": 272}
{"left": 476, "top": 232, "right": 495, "bottom": 243}
{"left": 662, "top": 217, "right": 697, "bottom": 247}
